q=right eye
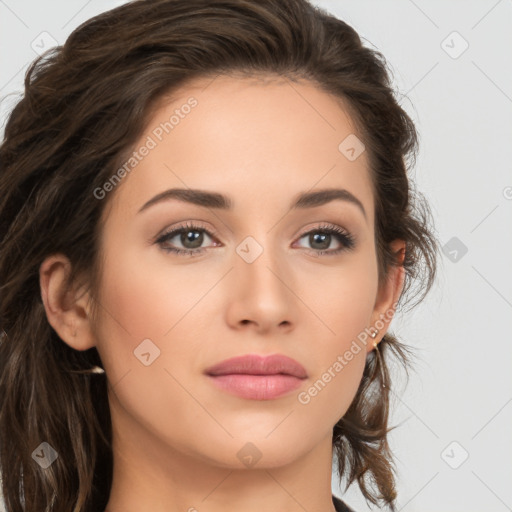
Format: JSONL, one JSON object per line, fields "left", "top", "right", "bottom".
{"left": 155, "top": 222, "right": 220, "bottom": 256}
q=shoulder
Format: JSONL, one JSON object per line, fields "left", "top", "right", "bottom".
{"left": 332, "top": 494, "right": 358, "bottom": 512}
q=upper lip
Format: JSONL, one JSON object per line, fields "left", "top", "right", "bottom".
{"left": 204, "top": 354, "right": 308, "bottom": 378}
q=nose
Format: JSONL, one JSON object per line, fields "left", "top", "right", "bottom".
{"left": 224, "top": 237, "right": 296, "bottom": 335}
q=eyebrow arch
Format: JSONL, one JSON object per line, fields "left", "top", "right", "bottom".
{"left": 290, "top": 188, "right": 367, "bottom": 220}
{"left": 138, "top": 187, "right": 367, "bottom": 220}
{"left": 138, "top": 188, "right": 232, "bottom": 213}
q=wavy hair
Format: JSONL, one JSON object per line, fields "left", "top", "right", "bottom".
{"left": 0, "top": 0, "right": 440, "bottom": 511}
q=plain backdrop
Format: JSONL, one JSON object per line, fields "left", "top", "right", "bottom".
{"left": 1, "top": 1, "right": 511, "bottom": 512}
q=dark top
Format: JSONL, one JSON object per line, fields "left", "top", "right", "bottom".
{"left": 332, "top": 494, "right": 357, "bottom": 512}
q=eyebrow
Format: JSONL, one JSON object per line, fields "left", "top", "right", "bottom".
{"left": 138, "top": 187, "right": 367, "bottom": 220}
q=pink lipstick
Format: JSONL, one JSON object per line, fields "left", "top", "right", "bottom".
{"left": 204, "top": 353, "right": 307, "bottom": 400}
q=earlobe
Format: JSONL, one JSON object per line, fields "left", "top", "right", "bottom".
{"left": 39, "top": 254, "right": 96, "bottom": 351}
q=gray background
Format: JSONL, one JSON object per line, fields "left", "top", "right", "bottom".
{"left": 1, "top": 1, "right": 511, "bottom": 511}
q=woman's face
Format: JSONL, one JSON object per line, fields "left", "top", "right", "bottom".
{"left": 84, "top": 75, "right": 402, "bottom": 468}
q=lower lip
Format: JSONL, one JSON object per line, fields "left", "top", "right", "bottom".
{"left": 206, "top": 374, "right": 304, "bottom": 400}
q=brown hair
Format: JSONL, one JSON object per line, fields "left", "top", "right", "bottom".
{"left": 0, "top": 0, "right": 440, "bottom": 511}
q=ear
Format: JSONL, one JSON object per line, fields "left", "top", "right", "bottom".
{"left": 365, "top": 239, "right": 406, "bottom": 354}
{"left": 39, "top": 254, "right": 96, "bottom": 351}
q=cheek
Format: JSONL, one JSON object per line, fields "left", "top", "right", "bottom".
{"left": 90, "top": 242, "right": 211, "bottom": 443}
{"left": 295, "top": 269, "right": 374, "bottom": 423}
{"left": 97, "top": 242, "right": 203, "bottom": 337}
{"left": 302, "top": 252, "right": 378, "bottom": 346}
{"left": 92, "top": 237, "right": 217, "bottom": 382}
{"left": 296, "top": 256, "right": 376, "bottom": 407}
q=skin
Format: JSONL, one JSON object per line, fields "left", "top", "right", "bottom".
{"left": 40, "top": 75, "right": 405, "bottom": 512}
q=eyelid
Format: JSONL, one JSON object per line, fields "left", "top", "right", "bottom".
{"left": 153, "top": 220, "right": 219, "bottom": 242}
{"left": 297, "top": 222, "right": 346, "bottom": 238}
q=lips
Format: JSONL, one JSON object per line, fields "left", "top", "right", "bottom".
{"left": 204, "top": 353, "right": 308, "bottom": 379}
{"left": 204, "top": 353, "right": 308, "bottom": 400}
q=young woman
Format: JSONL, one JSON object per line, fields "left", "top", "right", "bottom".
{"left": 0, "top": 1, "right": 439, "bottom": 511}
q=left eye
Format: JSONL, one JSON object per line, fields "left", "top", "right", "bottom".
{"left": 294, "top": 224, "right": 356, "bottom": 255}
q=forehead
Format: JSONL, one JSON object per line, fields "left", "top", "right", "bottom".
{"left": 104, "top": 74, "right": 374, "bottom": 223}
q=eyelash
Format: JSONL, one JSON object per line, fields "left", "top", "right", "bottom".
{"left": 155, "top": 221, "right": 356, "bottom": 257}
